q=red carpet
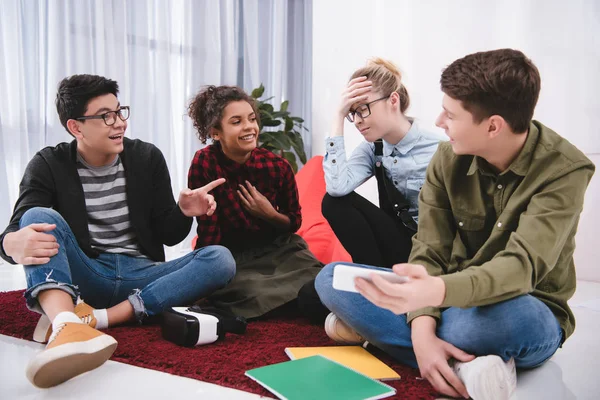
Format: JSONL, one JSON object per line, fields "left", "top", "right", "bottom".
{"left": 0, "top": 290, "right": 437, "bottom": 399}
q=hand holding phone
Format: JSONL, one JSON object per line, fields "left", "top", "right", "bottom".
{"left": 332, "top": 264, "right": 409, "bottom": 293}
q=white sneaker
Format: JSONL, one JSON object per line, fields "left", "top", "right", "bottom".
{"left": 452, "top": 355, "right": 517, "bottom": 400}
{"left": 324, "top": 313, "right": 365, "bottom": 345}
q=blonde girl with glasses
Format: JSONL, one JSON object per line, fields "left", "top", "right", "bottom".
{"left": 322, "top": 58, "right": 442, "bottom": 269}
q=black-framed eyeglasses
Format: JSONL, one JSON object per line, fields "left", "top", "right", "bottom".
{"left": 75, "top": 106, "right": 130, "bottom": 126}
{"left": 346, "top": 96, "right": 389, "bottom": 122}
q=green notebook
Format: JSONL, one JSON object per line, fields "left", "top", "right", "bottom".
{"left": 245, "top": 355, "right": 396, "bottom": 400}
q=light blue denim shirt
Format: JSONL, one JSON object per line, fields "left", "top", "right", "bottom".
{"left": 323, "top": 121, "right": 443, "bottom": 223}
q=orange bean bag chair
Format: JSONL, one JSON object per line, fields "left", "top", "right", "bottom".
{"left": 295, "top": 156, "right": 352, "bottom": 264}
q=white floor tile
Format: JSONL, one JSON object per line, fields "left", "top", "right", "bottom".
{"left": 0, "top": 335, "right": 266, "bottom": 400}
{"left": 512, "top": 304, "right": 600, "bottom": 399}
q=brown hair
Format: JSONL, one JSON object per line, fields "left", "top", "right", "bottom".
{"left": 188, "top": 85, "right": 259, "bottom": 143}
{"left": 440, "top": 49, "right": 541, "bottom": 133}
{"left": 350, "top": 58, "right": 410, "bottom": 113}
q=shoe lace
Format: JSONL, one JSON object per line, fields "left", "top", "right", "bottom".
{"left": 80, "top": 313, "right": 93, "bottom": 325}
{"left": 48, "top": 323, "right": 66, "bottom": 345}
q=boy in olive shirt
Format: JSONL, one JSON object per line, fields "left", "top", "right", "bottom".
{"left": 315, "top": 49, "right": 595, "bottom": 399}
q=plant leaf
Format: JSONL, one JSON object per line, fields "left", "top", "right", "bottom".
{"left": 284, "top": 117, "right": 294, "bottom": 131}
{"left": 274, "top": 131, "right": 292, "bottom": 148}
{"left": 271, "top": 111, "right": 289, "bottom": 119}
{"left": 263, "top": 104, "right": 274, "bottom": 114}
{"left": 259, "top": 131, "right": 276, "bottom": 144}
{"left": 253, "top": 84, "right": 309, "bottom": 170}
{"left": 259, "top": 142, "right": 278, "bottom": 153}
{"left": 262, "top": 119, "right": 281, "bottom": 127}
{"left": 288, "top": 132, "right": 307, "bottom": 164}
{"left": 261, "top": 131, "right": 291, "bottom": 150}
{"left": 251, "top": 84, "right": 265, "bottom": 99}
{"left": 282, "top": 151, "right": 298, "bottom": 173}
{"left": 260, "top": 109, "right": 275, "bottom": 120}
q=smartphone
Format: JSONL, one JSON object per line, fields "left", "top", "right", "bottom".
{"left": 332, "top": 264, "right": 408, "bottom": 293}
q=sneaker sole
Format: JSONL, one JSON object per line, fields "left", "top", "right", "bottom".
{"left": 33, "top": 315, "right": 52, "bottom": 343}
{"left": 26, "top": 335, "right": 118, "bottom": 388}
{"left": 324, "top": 313, "right": 364, "bottom": 345}
{"left": 324, "top": 313, "right": 336, "bottom": 337}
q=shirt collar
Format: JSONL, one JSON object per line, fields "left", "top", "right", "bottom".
{"left": 466, "top": 157, "right": 480, "bottom": 176}
{"left": 507, "top": 122, "right": 538, "bottom": 176}
{"left": 214, "top": 142, "right": 256, "bottom": 169}
{"left": 466, "top": 122, "right": 539, "bottom": 177}
{"left": 382, "top": 119, "right": 421, "bottom": 157}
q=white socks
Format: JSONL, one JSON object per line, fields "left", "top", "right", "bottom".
{"left": 52, "top": 311, "right": 82, "bottom": 332}
{"left": 92, "top": 309, "right": 109, "bottom": 330}
{"left": 51, "top": 309, "right": 109, "bottom": 332}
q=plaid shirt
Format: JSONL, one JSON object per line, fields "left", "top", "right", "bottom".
{"left": 188, "top": 143, "right": 302, "bottom": 249}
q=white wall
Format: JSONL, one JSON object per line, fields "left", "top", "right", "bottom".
{"left": 312, "top": 0, "right": 600, "bottom": 281}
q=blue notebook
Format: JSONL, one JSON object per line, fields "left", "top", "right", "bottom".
{"left": 245, "top": 355, "right": 396, "bottom": 400}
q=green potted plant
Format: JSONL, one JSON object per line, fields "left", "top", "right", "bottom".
{"left": 251, "top": 84, "right": 308, "bottom": 173}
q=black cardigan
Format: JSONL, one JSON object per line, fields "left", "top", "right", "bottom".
{"left": 0, "top": 138, "right": 192, "bottom": 264}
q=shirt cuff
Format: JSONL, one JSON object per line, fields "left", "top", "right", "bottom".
{"left": 175, "top": 202, "right": 194, "bottom": 221}
{"left": 440, "top": 272, "right": 473, "bottom": 308}
{"left": 406, "top": 306, "right": 441, "bottom": 325}
{"left": 324, "top": 136, "right": 344, "bottom": 154}
{"left": 0, "top": 230, "right": 18, "bottom": 265}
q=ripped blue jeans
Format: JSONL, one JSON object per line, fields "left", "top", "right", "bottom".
{"left": 21, "top": 207, "right": 236, "bottom": 322}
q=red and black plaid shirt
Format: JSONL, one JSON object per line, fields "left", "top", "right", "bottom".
{"left": 188, "top": 143, "right": 302, "bottom": 250}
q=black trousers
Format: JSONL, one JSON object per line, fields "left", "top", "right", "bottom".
{"left": 297, "top": 192, "right": 416, "bottom": 325}
{"left": 322, "top": 192, "right": 414, "bottom": 269}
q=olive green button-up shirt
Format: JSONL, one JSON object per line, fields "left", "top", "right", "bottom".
{"left": 407, "top": 120, "right": 595, "bottom": 341}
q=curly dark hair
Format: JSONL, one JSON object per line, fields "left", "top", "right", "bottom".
{"left": 188, "top": 85, "right": 260, "bottom": 144}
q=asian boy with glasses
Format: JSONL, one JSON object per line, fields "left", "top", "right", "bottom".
{"left": 0, "top": 74, "right": 236, "bottom": 388}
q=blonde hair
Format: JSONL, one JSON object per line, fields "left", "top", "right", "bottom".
{"left": 350, "top": 58, "right": 410, "bottom": 113}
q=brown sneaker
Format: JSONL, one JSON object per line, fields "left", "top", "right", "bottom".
{"left": 324, "top": 313, "right": 365, "bottom": 344}
{"left": 33, "top": 302, "right": 97, "bottom": 344}
{"left": 26, "top": 322, "right": 117, "bottom": 388}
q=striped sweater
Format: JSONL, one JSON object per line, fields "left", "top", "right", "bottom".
{"left": 76, "top": 153, "right": 143, "bottom": 257}
{"left": 1, "top": 138, "right": 192, "bottom": 264}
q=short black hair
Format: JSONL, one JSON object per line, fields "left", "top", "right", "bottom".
{"left": 55, "top": 74, "right": 119, "bottom": 136}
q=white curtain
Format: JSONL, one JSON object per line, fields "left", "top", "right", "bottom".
{"left": 0, "top": 0, "right": 313, "bottom": 249}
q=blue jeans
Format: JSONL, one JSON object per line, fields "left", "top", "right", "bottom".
{"left": 21, "top": 207, "right": 236, "bottom": 322}
{"left": 315, "top": 262, "right": 563, "bottom": 369}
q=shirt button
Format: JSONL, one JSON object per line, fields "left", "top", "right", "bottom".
{"left": 332, "top": 159, "right": 336, "bottom": 164}
{"left": 394, "top": 159, "right": 398, "bottom": 164}
{"left": 497, "top": 222, "right": 503, "bottom": 228}
{"left": 497, "top": 184, "right": 503, "bottom": 189}
{"left": 458, "top": 222, "right": 464, "bottom": 227}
